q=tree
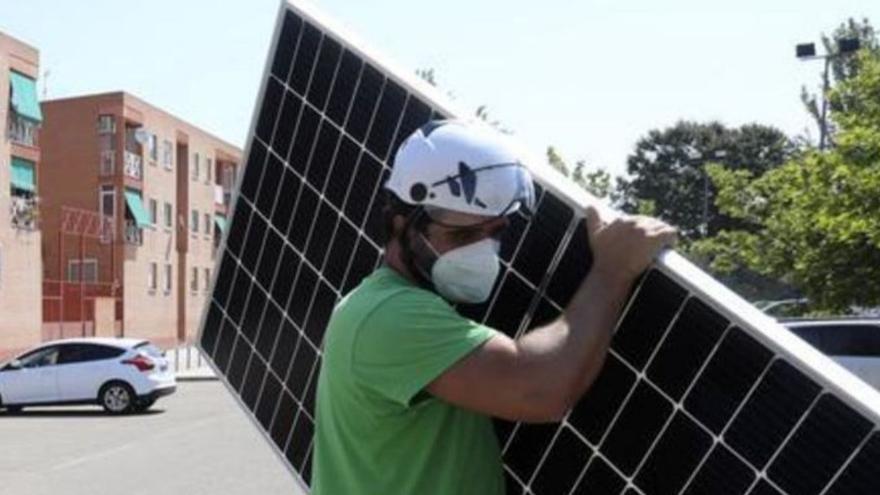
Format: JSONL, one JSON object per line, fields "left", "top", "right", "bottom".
{"left": 415, "top": 68, "right": 437, "bottom": 87}
{"left": 695, "top": 50, "right": 880, "bottom": 313}
{"left": 618, "top": 121, "right": 793, "bottom": 241}
{"left": 800, "top": 18, "right": 879, "bottom": 146}
{"left": 545, "top": 147, "right": 615, "bottom": 200}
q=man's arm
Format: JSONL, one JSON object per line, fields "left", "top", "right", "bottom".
{"left": 427, "top": 209, "right": 676, "bottom": 422}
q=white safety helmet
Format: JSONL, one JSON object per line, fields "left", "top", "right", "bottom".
{"left": 386, "top": 120, "right": 536, "bottom": 221}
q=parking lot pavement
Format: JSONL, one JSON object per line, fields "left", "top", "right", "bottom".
{"left": 0, "top": 381, "right": 307, "bottom": 495}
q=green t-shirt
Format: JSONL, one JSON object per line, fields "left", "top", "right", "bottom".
{"left": 312, "top": 266, "right": 503, "bottom": 495}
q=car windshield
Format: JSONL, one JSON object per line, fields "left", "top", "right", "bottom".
{"left": 134, "top": 342, "right": 164, "bottom": 358}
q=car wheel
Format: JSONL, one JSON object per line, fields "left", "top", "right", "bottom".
{"left": 133, "top": 398, "right": 156, "bottom": 413}
{"left": 99, "top": 381, "right": 136, "bottom": 414}
{"left": 0, "top": 395, "right": 22, "bottom": 414}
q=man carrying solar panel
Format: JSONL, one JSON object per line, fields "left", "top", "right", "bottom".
{"left": 312, "top": 120, "right": 676, "bottom": 494}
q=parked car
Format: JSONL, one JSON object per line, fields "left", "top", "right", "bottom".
{"left": 780, "top": 318, "right": 880, "bottom": 391}
{"left": 0, "top": 338, "right": 176, "bottom": 414}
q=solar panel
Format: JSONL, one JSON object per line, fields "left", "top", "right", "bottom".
{"left": 198, "top": 1, "right": 880, "bottom": 493}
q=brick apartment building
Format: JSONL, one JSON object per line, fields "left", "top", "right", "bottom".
{"left": 0, "top": 32, "right": 43, "bottom": 359}
{"left": 39, "top": 92, "right": 241, "bottom": 351}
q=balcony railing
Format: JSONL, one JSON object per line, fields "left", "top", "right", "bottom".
{"left": 124, "top": 220, "right": 143, "bottom": 245}
{"left": 100, "top": 150, "right": 116, "bottom": 176}
{"left": 10, "top": 195, "right": 39, "bottom": 231}
{"left": 7, "top": 115, "right": 39, "bottom": 147}
{"left": 124, "top": 151, "right": 143, "bottom": 180}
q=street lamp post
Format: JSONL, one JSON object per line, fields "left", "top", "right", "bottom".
{"left": 684, "top": 146, "right": 727, "bottom": 238}
{"left": 796, "top": 37, "right": 861, "bottom": 150}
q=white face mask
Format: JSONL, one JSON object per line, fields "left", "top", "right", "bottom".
{"left": 425, "top": 237, "right": 501, "bottom": 303}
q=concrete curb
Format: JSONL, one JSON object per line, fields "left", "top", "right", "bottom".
{"left": 175, "top": 375, "right": 219, "bottom": 382}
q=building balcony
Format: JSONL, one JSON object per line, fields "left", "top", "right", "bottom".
{"left": 124, "top": 151, "right": 143, "bottom": 180}
{"left": 7, "top": 114, "right": 39, "bottom": 147}
{"left": 10, "top": 195, "right": 39, "bottom": 231}
{"left": 100, "top": 150, "right": 116, "bottom": 176}
{"left": 124, "top": 220, "right": 143, "bottom": 245}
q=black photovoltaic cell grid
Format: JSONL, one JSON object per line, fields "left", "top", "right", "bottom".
{"left": 198, "top": 2, "right": 880, "bottom": 494}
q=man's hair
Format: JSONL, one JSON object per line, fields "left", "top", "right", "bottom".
{"left": 381, "top": 192, "right": 433, "bottom": 245}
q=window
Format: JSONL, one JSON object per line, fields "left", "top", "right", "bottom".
{"left": 97, "top": 115, "right": 116, "bottom": 134}
{"left": 148, "top": 134, "right": 158, "bottom": 162}
{"left": 100, "top": 185, "right": 115, "bottom": 220}
{"left": 164, "top": 264, "right": 172, "bottom": 293}
{"left": 223, "top": 166, "right": 235, "bottom": 189}
{"left": 204, "top": 268, "right": 211, "bottom": 291}
{"left": 204, "top": 213, "right": 211, "bottom": 235}
{"left": 191, "top": 210, "right": 199, "bottom": 233}
{"left": 191, "top": 267, "right": 198, "bottom": 292}
{"left": 67, "top": 259, "right": 98, "bottom": 282}
{"left": 149, "top": 199, "right": 158, "bottom": 225}
{"left": 98, "top": 134, "right": 115, "bottom": 152}
{"left": 789, "top": 323, "right": 880, "bottom": 357}
{"left": 15, "top": 346, "right": 59, "bottom": 368}
{"left": 192, "top": 152, "right": 200, "bottom": 181}
{"left": 164, "top": 202, "right": 173, "bottom": 228}
{"left": 148, "top": 262, "right": 157, "bottom": 290}
{"left": 58, "top": 344, "right": 124, "bottom": 365}
{"left": 162, "top": 140, "right": 173, "bottom": 169}
{"left": 206, "top": 158, "right": 213, "bottom": 184}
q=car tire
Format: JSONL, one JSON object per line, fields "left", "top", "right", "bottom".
{"left": 133, "top": 398, "right": 156, "bottom": 413}
{"left": 98, "top": 381, "right": 136, "bottom": 415}
{"left": 0, "top": 395, "right": 22, "bottom": 414}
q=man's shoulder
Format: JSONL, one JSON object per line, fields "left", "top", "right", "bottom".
{"left": 340, "top": 268, "right": 446, "bottom": 319}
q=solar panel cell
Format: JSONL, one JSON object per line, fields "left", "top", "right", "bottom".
{"left": 726, "top": 360, "right": 821, "bottom": 469}
{"left": 574, "top": 456, "right": 626, "bottom": 494}
{"left": 683, "top": 444, "right": 755, "bottom": 495}
{"left": 531, "top": 426, "right": 593, "bottom": 495}
{"left": 307, "top": 37, "right": 342, "bottom": 112}
{"left": 601, "top": 382, "right": 673, "bottom": 476}
{"left": 634, "top": 412, "right": 713, "bottom": 494}
{"left": 288, "top": 22, "right": 320, "bottom": 94}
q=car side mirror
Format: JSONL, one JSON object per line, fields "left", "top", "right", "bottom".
{"left": 5, "top": 359, "right": 23, "bottom": 371}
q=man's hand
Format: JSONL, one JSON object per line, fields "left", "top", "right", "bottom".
{"left": 585, "top": 207, "right": 677, "bottom": 287}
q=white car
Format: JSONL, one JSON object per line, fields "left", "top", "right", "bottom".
{"left": 0, "top": 338, "right": 176, "bottom": 414}
{"left": 781, "top": 318, "right": 880, "bottom": 391}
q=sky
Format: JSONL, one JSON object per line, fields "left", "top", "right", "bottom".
{"left": 3, "top": 0, "right": 879, "bottom": 178}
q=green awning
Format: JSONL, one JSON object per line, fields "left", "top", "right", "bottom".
{"left": 214, "top": 214, "right": 227, "bottom": 232}
{"left": 9, "top": 71, "right": 43, "bottom": 123}
{"left": 124, "top": 189, "right": 150, "bottom": 228}
{"left": 11, "top": 157, "right": 36, "bottom": 192}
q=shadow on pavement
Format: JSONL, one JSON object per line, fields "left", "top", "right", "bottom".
{"left": 0, "top": 408, "right": 166, "bottom": 418}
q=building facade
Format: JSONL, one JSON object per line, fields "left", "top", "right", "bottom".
{"left": 0, "top": 32, "right": 43, "bottom": 360}
{"left": 40, "top": 92, "right": 240, "bottom": 350}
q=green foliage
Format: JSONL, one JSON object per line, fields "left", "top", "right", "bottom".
{"left": 415, "top": 68, "right": 437, "bottom": 86}
{"left": 618, "top": 121, "right": 793, "bottom": 241}
{"left": 696, "top": 51, "right": 880, "bottom": 313}
{"left": 545, "top": 147, "right": 614, "bottom": 200}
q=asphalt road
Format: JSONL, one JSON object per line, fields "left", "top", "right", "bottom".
{"left": 0, "top": 381, "right": 307, "bottom": 495}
